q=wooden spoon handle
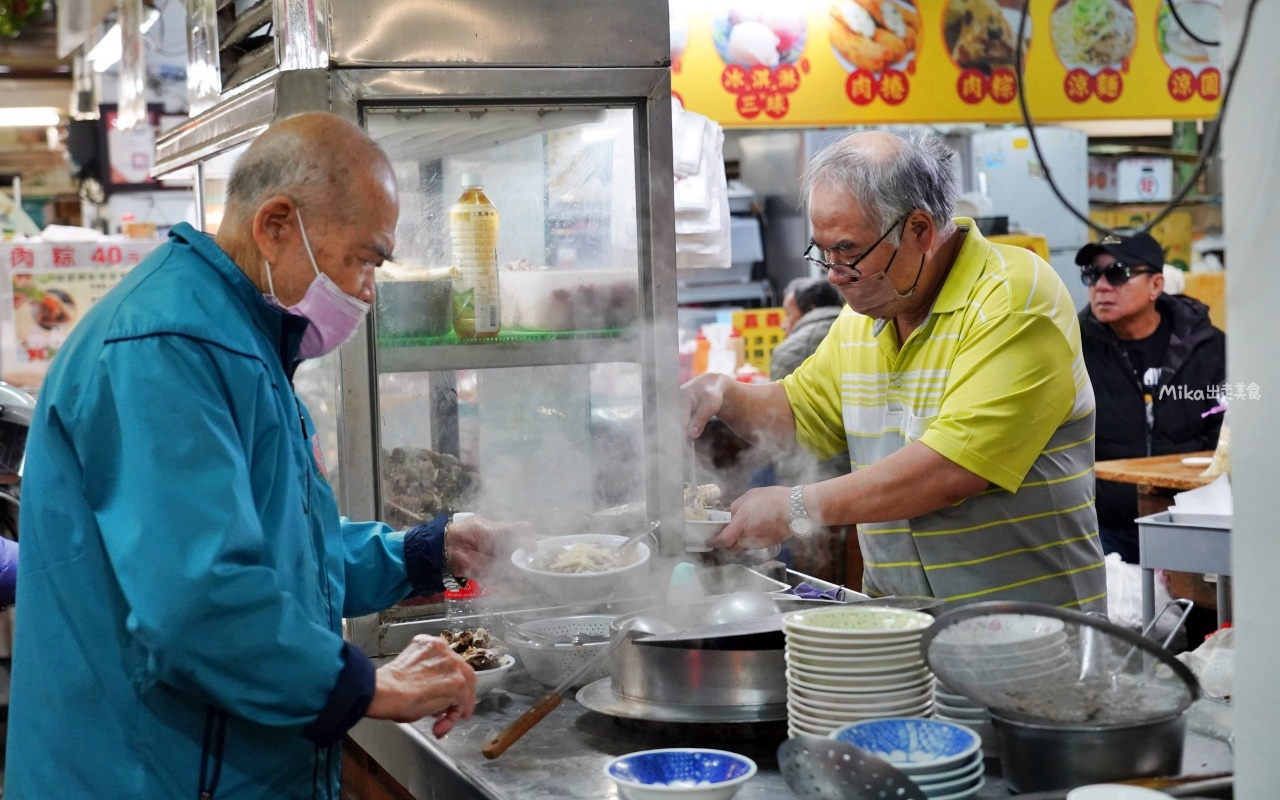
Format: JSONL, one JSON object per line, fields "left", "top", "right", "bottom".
{"left": 482, "top": 692, "right": 563, "bottom": 760}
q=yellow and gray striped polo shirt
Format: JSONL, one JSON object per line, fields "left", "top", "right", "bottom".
{"left": 781, "top": 220, "right": 1106, "bottom": 612}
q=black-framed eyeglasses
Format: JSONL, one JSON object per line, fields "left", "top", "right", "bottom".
{"left": 1080, "top": 263, "right": 1160, "bottom": 287}
{"left": 803, "top": 216, "right": 905, "bottom": 281}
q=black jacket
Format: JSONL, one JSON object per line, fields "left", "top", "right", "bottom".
{"left": 1080, "top": 294, "right": 1226, "bottom": 536}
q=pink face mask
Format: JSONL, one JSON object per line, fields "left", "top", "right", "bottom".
{"left": 841, "top": 250, "right": 926, "bottom": 316}
{"left": 263, "top": 211, "right": 370, "bottom": 359}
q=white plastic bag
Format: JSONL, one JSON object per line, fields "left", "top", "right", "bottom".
{"left": 1104, "top": 552, "right": 1174, "bottom": 635}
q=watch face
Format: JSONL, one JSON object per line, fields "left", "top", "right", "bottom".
{"left": 789, "top": 516, "right": 813, "bottom": 536}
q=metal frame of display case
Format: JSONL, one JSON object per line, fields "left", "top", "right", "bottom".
{"left": 153, "top": 0, "right": 683, "bottom": 657}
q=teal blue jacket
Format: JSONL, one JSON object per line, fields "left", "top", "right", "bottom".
{"left": 6, "top": 224, "right": 445, "bottom": 799}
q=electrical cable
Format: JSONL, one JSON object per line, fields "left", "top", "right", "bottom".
{"left": 1164, "top": 0, "right": 1220, "bottom": 48}
{"left": 1013, "top": 0, "right": 1259, "bottom": 239}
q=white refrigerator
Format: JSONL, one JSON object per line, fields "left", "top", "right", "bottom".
{"left": 949, "top": 126, "right": 1092, "bottom": 314}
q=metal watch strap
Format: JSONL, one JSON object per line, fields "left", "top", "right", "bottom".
{"left": 789, "top": 485, "right": 813, "bottom": 538}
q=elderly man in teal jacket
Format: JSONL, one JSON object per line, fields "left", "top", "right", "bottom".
{"left": 6, "top": 113, "right": 528, "bottom": 798}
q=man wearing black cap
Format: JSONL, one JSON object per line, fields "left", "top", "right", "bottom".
{"left": 1076, "top": 232, "right": 1226, "bottom": 563}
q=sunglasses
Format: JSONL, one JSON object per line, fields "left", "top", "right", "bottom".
{"left": 1080, "top": 263, "right": 1160, "bottom": 287}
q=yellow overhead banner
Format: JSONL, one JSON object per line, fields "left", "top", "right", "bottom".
{"left": 669, "top": 0, "right": 1222, "bottom": 126}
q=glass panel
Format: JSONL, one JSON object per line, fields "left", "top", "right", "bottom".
{"left": 364, "top": 105, "right": 640, "bottom": 344}
{"left": 199, "top": 142, "right": 249, "bottom": 235}
{"left": 377, "top": 362, "right": 646, "bottom": 529}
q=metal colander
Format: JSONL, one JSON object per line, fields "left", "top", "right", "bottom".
{"left": 503, "top": 614, "right": 615, "bottom": 689}
{"left": 921, "top": 602, "right": 1200, "bottom": 727}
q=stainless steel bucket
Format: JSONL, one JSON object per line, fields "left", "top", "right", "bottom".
{"left": 990, "top": 708, "right": 1189, "bottom": 793}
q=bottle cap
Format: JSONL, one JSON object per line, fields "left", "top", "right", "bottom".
{"left": 460, "top": 173, "right": 484, "bottom": 189}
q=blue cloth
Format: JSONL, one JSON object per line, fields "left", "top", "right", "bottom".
{"left": 6, "top": 224, "right": 448, "bottom": 799}
{"left": 0, "top": 536, "right": 16, "bottom": 606}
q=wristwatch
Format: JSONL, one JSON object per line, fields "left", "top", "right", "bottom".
{"left": 787, "top": 485, "right": 814, "bottom": 538}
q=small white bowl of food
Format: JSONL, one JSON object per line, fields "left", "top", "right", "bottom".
{"left": 512, "top": 533, "right": 650, "bottom": 603}
{"left": 685, "top": 509, "right": 730, "bottom": 552}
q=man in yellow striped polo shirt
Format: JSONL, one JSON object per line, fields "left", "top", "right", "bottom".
{"left": 682, "top": 130, "right": 1105, "bottom": 611}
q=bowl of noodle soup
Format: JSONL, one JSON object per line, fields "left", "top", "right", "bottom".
{"left": 512, "top": 534, "right": 651, "bottom": 603}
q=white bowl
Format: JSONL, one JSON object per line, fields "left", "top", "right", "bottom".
{"left": 605, "top": 748, "right": 757, "bottom": 800}
{"left": 789, "top": 698, "right": 935, "bottom": 722}
{"left": 786, "top": 647, "right": 924, "bottom": 671}
{"left": 910, "top": 752, "right": 984, "bottom": 786}
{"left": 928, "top": 614, "right": 1065, "bottom": 653}
{"left": 786, "top": 666, "right": 934, "bottom": 691}
{"left": 784, "top": 607, "right": 934, "bottom": 638}
{"left": 933, "top": 703, "right": 988, "bottom": 722}
{"left": 787, "top": 670, "right": 934, "bottom": 696}
{"left": 830, "top": 718, "right": 982, "bottom": 776}
{"left": 789, "top": 690, "right": 934, "bottom": 715}
{"left": 511, "top": 534, "right": 650, "bottom": 603}
{"left": 1066, "top": 785, "right": 1173, "bottom": 800}
{"left": 685, "top": 510, "right": 730, "bottom": 552}
{"left": 927, "top": 776, "right": 985, "bottom": 800}
{"left": 473, "top": 654, "right": 515, "bottom": 699}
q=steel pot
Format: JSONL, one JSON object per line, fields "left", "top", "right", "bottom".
{"left": 990, "top": 707, "right": 1189, "bottom": 793}
{"left": 608, "top": 597, "right": 826, "bottom": 708}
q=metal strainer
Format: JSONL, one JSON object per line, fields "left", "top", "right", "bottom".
{"left": 921, "top": 602, "right": 1200, "bottom": 726}
{"left": 778, "top": 734, "right": 927, "bottom": 800}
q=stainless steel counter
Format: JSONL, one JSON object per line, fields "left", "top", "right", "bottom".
{"left": 349, "top": 665, "right": 1234, "bottom": 800}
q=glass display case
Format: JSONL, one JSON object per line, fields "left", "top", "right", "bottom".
{"left": 152, "top": 0, "right": 681, "bottom": 656}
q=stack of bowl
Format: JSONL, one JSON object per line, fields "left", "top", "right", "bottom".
{"left": 924, "top": 613, "right": 1073, "bottom": 696}
{"left": 832, "top": 718, "right": 985, "bottom": 800}
{"left": 782, "top": 606, "right": 937, "bottom": 737}
{"left": 933, "top": 682, "right": 996, "bottom": 758}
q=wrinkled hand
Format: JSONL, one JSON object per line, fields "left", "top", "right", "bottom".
{"left": 446, "top": 516, "right": 535, "bottom": 583}
{"left": 708, "top": 485, "right": 793, "bottom": 551}
{"left": 366, "top": 634, "right": 477, "bottom": 738}
{"left": 682, "top": 373, "right": 729, "bottom": 438}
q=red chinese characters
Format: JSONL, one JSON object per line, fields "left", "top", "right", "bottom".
{"left": 1168, "top": 68, "right": 1196, "bottom": 102}
{"left": 878, "top": 70, "right": 909, "bottom": 105}
{"left": 845, "top": 69, "right": 910, "bottom": 107}
{"left": 1095, "top": 68, "right": 1123, "bottom": 103}
{"left": 1064, "top": 69, "right": 1095, "bottom": 103}
{"left": 52, "top": 246, "right": 76, "bottom": 268}
{"left": 957, "top": 69, "right": 988, "bottom": 104}
{"left": 1198, "top": 68, "right": 1221, "bottom": 101}
{"left": 989, "top": 68, "right": 1017, "bottom": 104}
{"left": 845, "top": 69, "right": 877, "bottom": 106}
{"left": 722, "top": 62, "right": 803, "bottom": 122}
{"left": 9, "top": 247, "right": 34, "bottom": 269}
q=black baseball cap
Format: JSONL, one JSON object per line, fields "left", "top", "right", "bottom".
{"left": 1075, "top": 232, "right": 1165, "bottom": 271}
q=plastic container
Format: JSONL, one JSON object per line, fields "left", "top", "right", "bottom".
{"left": 692, "top": 333, "right": 710, "bottom": 376}
{"left": 450, "top": 175, "right": 500, "bottom": 338}
{"left": 375, "top": 273, "right": 454, "bottom": 338}
{"left": 499, "top": 268, "right": 638, "bottom": 332}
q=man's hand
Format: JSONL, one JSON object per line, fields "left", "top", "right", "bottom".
{"left": 682, "top": 373, "right": 730, "bottom": 438}
{"left": 446, "top": 516, "right": 535, "bottom": 583}
{"left": 366, "top": 634, "right": 477, "bottom": 738}
{"left": 708, "top": 485, "right": 793, "bottom": 551}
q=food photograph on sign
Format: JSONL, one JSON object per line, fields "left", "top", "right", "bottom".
{"left": 12, "top": 276, "right": 78, "bottom": 363}
{"left": 711, "top": 1, "right": 808, "bottom": 68}
{"left": 943, "top": 0, "right": 1031, "bottom": 74}
{"left": 1156, "top": 0, "right": 1220, "bottom": 70}
{"left": 1050, "top": 0, "right": 1137, "bottom": 72}
{"left": 827, "top": 0, "right": 919, "bottom": 74}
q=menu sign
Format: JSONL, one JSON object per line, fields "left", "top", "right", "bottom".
{"left": 0, "top": 240, "right": 158, "bottom": 373}
{"left": 670, "top": 0, "right": 1221, "bottom": 126}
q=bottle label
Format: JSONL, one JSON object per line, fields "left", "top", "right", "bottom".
{"left": 450, "top": 206, "right": 500, "bottom": 334}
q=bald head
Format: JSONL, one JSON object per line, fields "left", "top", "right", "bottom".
{"left": 224, "top": 112, "right": 394, "bottom": 228}
{"left": 801, "top": 129, "right": 957, "bottom": 245}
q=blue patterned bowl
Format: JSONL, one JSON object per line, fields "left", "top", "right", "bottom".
{"left": 830, "top": 718, "right": 981, "bottom": 774}
{"left": 605, "top": 749, "right": 757, "bottom": 800}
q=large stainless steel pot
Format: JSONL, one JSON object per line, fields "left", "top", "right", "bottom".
{"left": 990, "top": 707, "right": 1189, "bottom": 793}
{"left": 608, "top": 597, "right": 826, "bottom": 708}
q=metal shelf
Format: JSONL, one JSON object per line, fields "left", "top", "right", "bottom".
{"left": 677, "top": 279, "right": 773, "bottom": 306}
{"left": 375, "top": 330, "right": 642, "bottom": 373}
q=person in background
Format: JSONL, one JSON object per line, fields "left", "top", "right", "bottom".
{"left": 771, "top": 277, "right": 846, "bottom": 381}
{"left": 1076, "top": 232, "right": 1226, "bottom": 564}
{"left": 682, "top": 130, "right": 1105, "bottom": 611}
{"left": 7, "top": 113, "right": 531, "bottom": 799}
{"left": 0, "top": 537, "right": 14, "bottom": 607}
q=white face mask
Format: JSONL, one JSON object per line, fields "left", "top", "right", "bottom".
{"left": 841, "top": 248, "right": 926, "bottom": 316}
{"left": 263, "top": 211, "right": 370, "bottom": 359}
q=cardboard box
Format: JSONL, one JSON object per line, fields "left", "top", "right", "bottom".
{"left": 1089, "top": 205, "right": 1192, "bottom": 271}
{"left": 1088, "top": 156, "right": 1174, "bottom": 203}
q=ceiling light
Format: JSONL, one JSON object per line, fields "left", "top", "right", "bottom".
{"left": 86, "top": 8, "right": 161, "bottom": 74}
{"left": 0, "top": 108, "right": 62, "bottom": 127}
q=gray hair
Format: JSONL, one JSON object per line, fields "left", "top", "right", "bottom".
{"left": 223, "top": 117, "right": 387, "bottom": 225}
{"left": 800, "top": 130, "right": 958, "bottom": 245}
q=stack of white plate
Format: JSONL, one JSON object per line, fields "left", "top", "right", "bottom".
{"left": 933, "top": 682, "right": 996, "bottom": 758}
{"left": 782, "top": 606, "right": 937, "bottom": 737}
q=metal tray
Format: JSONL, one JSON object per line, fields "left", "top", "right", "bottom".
{"left": 576, "top": 677, "right": 787, "bottom": 723}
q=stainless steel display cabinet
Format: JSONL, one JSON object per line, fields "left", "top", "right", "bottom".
{"left": 153, "top": 0, "right": 683, "bottom": 656}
